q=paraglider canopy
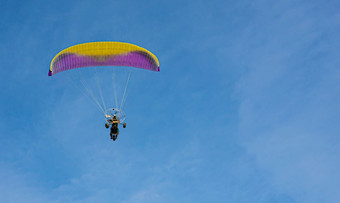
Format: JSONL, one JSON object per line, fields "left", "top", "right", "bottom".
{"left": 49, "top": 41, "right": 160, "bottom": 76}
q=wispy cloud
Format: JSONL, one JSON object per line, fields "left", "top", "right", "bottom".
{"left": 232, "top": 1, "right": 340, "bottom": 202}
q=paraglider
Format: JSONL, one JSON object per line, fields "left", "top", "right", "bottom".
{"left": 49, "top": 41, "right": 159, "bottom": 141}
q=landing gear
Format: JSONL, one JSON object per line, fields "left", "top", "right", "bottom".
{"left": 105, "top": 123, "right": 109, "bottom": 128}
{"left": 110, "top": 133, "right": 118, "bottom": 141}
{"left": 123, "top": 123, "right": 126, "bottom": 128}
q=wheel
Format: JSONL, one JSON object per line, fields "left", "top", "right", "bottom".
{"left": 105, "top": 123, "right": 109, "bottom": 128}
{"left": 123, "top": 123, "right": 126, "bottom": 128}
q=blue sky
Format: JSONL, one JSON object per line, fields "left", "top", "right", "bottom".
{"left": 1, "top": 0, "right": 339, "bottom": 202}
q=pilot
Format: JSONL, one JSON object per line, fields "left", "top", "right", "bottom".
{"left": 105, "top": 113, "right": 126, "bottom": 141}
